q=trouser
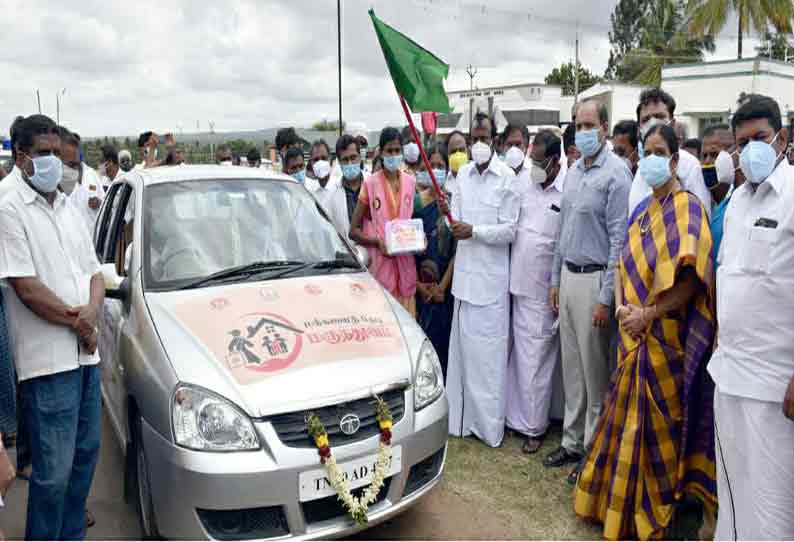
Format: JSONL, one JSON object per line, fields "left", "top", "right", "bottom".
{"left": 447, "top": 295, "right": 510, "bottom": 448}
{"left": 714, "top": 390, "right": 794, "bottom": 541}
{"left": 506, "top": 295, "right": 560, "bottom": 438}
{"left": 559, "top": 267, "right": 612, "bottom": 455}
{"left": 21, "top": 365, "right": 101, "bottom": 541}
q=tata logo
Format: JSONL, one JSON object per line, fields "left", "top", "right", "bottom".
{"left": 339, "top": 414, "right": 361, "bottom": 436}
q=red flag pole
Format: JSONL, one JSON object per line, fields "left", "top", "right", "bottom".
{"left": 398, "top": 96, "right": 454, "bottom": 223}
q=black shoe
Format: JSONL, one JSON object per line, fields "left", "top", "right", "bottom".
{"left": 567, "top": 458, "right": 585, "bottom": 486}
{"left": 543, "top": 446, "right": 582, "bottom": 468}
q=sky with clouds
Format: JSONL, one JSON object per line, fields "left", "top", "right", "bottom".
{"left": 0, "top": 0, "right": 758, "bottom": 137}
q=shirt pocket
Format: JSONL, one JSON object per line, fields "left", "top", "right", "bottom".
{"left": 574, "top": 181, "right": 606, "bottom": 216}
{"left": 542, "top": 207, "right": 561, "bottom": 239}
{"left": 469, "top": 198, "right": 500, "bottom": 226}
{"left": 740, "top": 226, "right": 779, "bottom": 274}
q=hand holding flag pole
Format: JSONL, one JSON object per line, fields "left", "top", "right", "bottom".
{"left": 370, "top": 9, "right": 454, "bottom": 222}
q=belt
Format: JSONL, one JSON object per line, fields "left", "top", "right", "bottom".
{"left": 565, "top": 262, "right": 606, "bottom": 274}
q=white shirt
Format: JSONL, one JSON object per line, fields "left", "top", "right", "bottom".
{"left": 0, "top": 181, "right": 102, "bottom": 381}
{"left": 0, "top": 166, "right": 23, "bottom": 202}
{"left": 629, "top": 148, "right": 712, "bottom": 218}
{"left": 450, "top": 158, "right": 520, "bottom": 305}
{"left": 69, "top": 164, "right": 106, "bottom": 235}
{"left": 510, "top": 165, "right": 564, "bottom": 299}
{"left": 305, "top": 178, "right": 351, "bottom": 241}
{"left": 708, "top": 159, "right": 794, "bottom": 403}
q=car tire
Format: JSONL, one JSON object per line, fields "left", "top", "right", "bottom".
{"left": 132, "top": 414, "right": 161, "bottom": 540}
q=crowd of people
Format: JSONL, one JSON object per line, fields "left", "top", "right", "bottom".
{"left": 0, "top": 87, "right": 792, "bottom": 541}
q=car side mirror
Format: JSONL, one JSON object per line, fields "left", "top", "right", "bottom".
{"left": 355, "top": 245, "right": 370, "bottom": 268}
{"left": 101, "top": 263, "right": 128, "bottom": 301}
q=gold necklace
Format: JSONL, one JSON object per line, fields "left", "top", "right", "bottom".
{"left": 639, "top": 190, "right": 674, "bottom": 234}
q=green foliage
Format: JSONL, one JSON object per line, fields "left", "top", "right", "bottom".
{"left": 605, "top": 0, "right": 650, "bottom": 80}
{"left": 544, "top": 62, "right": 600, "bottom": 96}
{"left": 312, "top": 119, "right": 345, "bottom": 132}
{"left": 609, "top": 0, "right": 714, "bottom": 85}
{"left": 687, "top": 0, "right": 794, "bottom": 58}
{"left": 756, "top": 30, "right": 794, "bottom": 60}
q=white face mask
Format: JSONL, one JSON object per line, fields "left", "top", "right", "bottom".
{"left": 530, "top": 161, "right": 550, "bottom": 184}
{"left": 403, "top": 143, "right": 420, "bottom": 164}
{"left": 639, "top": 117, "right": 670, "bottom": 140}
{"left": 312, "top": 159, "right": 331, "bottom": 179}
{"left": 471, "top": 141, "right": 492, "bottom": 165}
{"left": 219, "top": 160, "right": 233, "bottom": 166}
{"left": 504, "top": 146, "right": 525, "bottom": 169}
{"left": 62, "top": 164, "right": 80, "bottom": 184}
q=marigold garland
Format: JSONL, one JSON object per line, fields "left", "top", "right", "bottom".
{"left": 307, "top": 396, "right": 393, "bottom": 525}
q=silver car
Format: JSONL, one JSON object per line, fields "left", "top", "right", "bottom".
{"left": 94, "top": 166, "right": 448, "bottom": 540}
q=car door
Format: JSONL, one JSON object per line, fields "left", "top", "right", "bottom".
{"left": 96, "top": 183, "right": 134, "bottom": 442}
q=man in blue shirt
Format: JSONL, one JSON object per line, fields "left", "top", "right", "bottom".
{"left": 710, "top": 148, "right": 745, "bottom": 263}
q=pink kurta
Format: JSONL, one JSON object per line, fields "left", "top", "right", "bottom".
{"left": 360, "top": 171, "right": 418, "bottom": 302}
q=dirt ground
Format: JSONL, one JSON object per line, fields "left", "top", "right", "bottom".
{"left": 0, "top": 414, "right": 601, "bottom": 540}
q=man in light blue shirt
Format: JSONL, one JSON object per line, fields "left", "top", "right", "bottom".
{"left": 546, "top": 100, "right": 632, "bottom": 482}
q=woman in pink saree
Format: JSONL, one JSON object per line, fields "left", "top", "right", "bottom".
{"left": 350, "top": 127, "right": 418, "bottom": 316}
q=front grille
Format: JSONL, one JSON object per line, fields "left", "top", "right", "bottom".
{"left": 404, "top": 447, "right": 445, "bottom": 496}
{"left": 302, "top": 477, "right": 392, "bottom": 524}
{"left": 197, "top": 506, "right": 289, "bottom": 540}
{"left": 266, "top": 389, "right": 405, "bottom": 448}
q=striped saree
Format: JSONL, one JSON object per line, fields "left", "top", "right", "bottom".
{"left": 574, "top": 190, "right": 717, "bottom": 540}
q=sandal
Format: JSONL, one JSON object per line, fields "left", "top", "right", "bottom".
{"left": 86, "top": 510, "right": 96, "bottom": 529}
{"left": 522, "top": 436, "right": 544, "bottom": 454}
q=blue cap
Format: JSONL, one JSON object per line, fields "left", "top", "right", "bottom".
{"left": 1, "top": 138, "right": 10, "bottom": 151}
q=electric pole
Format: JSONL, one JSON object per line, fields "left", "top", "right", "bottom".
{"left": 35, "top": 89, "right": 41, "bottom": 114}
{"left": 466, "top": 64, "right": 478, "bottom": 132}
{"left": 56, "top": 88, "right": 66, "bottom": 125}
{"left": 337, "top": 0, "right": 343, "bottom": 137}
{"left": 574, "top": 21, "right": 580, "bottom": 106}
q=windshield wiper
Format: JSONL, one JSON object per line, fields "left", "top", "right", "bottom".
{"left": 254, "top": 253, "right": 361, "bottom": 281}
{"left": 177, "top": 260, "right": 307, "bottom": 290}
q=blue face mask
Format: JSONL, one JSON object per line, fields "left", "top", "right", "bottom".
{"left": 433, "top": 168, "right": 447, "bottom": 186}
{"left": 575, "top": 128, "right": 602, "bottom": 158}
{"left": 416, "top": 170, "right": 431, "bottom": 186}
{"left": 383, "top": 154, "right": 403, "bottom": 172}
{"left": 639, "top": 154, "right": 672, "bottom": 188}
{"left": 27, "top": 154, "right": 63, "bottom": 193}
{"left": 341, "top": 163, "right": 361, "bottom": 181}
{"left": 740, "top": 133, "right": 781, "bottom": 185}
{"left": 291, "top": 169, "right": 306, "bottom": 184}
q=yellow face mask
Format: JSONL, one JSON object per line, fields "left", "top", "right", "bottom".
{"left": 449, "top": 151, "right": 468, "bottom": 174}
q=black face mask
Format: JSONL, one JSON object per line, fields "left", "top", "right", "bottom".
{"left": 702, "top": 164, "right": 719, "bottom": 188}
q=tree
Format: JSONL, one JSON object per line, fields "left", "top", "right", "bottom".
{"left": 605, "top": 0, "right": 650, "bottom": 80}
{"left": 687, "top": 0, "right": 794, "bottom": 59}
{"left": 312, "top": 119, "right": 345, "bottom": 132}
{"left": 618, "top": 0, "right": 714, "bottom": 86}
{"left": 544, "top": 62, "right": 600, "bottom": 96}
{"left": 756, "top": 30, "right": 794, "bottom": 60}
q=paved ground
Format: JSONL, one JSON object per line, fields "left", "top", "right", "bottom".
{"left": 0, "top": 413, "right": 596, "bottom": 540}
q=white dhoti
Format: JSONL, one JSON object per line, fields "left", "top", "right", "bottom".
{"left": 714, "top": 390, "right": 794, "bottom": 541}
{"left": 447, "top": 294, "right": 510, "bottom": 447}
{"left": 505, "top": 295, "right": 560, "bottom": 437}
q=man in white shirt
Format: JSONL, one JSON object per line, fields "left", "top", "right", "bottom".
{"left": 61, "top": 129, "right": 105, "bottom": 234}
{"left": 443, "top": 113, "right": 520, "bottom": 447}
{"left": 100, "top": 145, "right": 123, "bottom": 191}
{"left": 628, "top": 88, "right": 712, "bottom": 217}
{"left": 0, "top": 115, "right": 104, "bottom": 540}
{"left": 709, "top": 95, "right": 794, "bottom": 541}
{"left": 505, "top": 129, "right": 565, "bottom": 454}
{"left": 305, "top": 156, "right": 350, "bottom": 241}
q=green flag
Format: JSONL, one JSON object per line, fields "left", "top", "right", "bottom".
{"left": 369, "top": 9, "right": 452, "bottom": 114}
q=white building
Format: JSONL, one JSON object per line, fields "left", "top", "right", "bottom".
{"left": 575, "top": 82, "right": 645, "bottom": 132}
{"left": 662, "top": 58, "right": 794, "bottom": 137}
{"left": 438, "top": 83, "right": 564, "bottom": 136}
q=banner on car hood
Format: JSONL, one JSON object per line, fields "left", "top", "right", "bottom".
{"left": 174, "top": 275, "right": 404, "bottom": 385}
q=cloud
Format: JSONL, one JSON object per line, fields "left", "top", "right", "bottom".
{"left": 0, "top": 0, "right": 759, "bottom": 138}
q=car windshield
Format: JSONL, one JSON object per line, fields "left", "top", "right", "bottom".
{"left": 142, "top": 178, "right": 353, "bottom": 291}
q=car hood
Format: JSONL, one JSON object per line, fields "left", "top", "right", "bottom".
{"left": 144, "top": 273, "right": 416, "bottom": 417}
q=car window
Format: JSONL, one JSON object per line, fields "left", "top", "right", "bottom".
{"left": 143, "top": 178, "right": 353, "bottom": 291}
{"left": 94, "top": 183, "right": 121, "bottom": 260}
{"left": 102, "top": 184, "right": 134, "bottom": 275}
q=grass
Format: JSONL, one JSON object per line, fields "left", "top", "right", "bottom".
{"left": 442, "top": 424, "right": 704, "bottom": 540}
{"left": 443, "top": 424, "right": 600, "bottom": 540}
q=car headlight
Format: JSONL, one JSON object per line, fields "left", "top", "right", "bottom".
{"left": 172, "top": 385, "right": 260, "bottom": 451}
{"left": 414, "top": 340, "right": 444, "bottom": 410}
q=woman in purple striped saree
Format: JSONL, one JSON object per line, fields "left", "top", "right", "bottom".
{"left": 574, "top": 125, "right": 717, "bottom": 540}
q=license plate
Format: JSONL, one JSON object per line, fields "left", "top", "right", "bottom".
{"left": 298, "top": 446, "right": 402, "bottom": 502}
